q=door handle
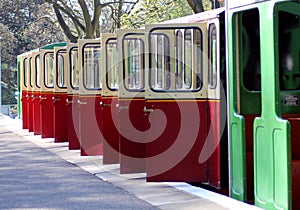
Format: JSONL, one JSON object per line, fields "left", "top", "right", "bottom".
{"left": 143, "top": 108, "right": 154, "bottom": 113}
{"left": 100, "top": 101, "right": 111, "bottom": 107}
{"left": 78, "top": 100, "right": 87, "bottom": 105}
{"left": 118, "top": 106, "right": 129, "bottom": 110}
{"left": 66, "top": 99, "right": 73, "bottom": 104}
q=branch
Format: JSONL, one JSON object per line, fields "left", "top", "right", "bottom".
{"left": 78, "top": 0, "right": 93, "bottom": 38}
{"left": 45, "top": 0, "right": 85, "bottom": 31}
{"left": 53, "top": 4, "right": 78, "bottom": 42}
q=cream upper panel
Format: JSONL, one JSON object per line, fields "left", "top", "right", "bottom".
{"left": 78, "top": 39, "right": 102, "bottom": 95}
{"left": 54, "top": 46, "right": 68, "bottom": 93}
{"left": 145, "top": 22, "right": 208, "bottom": 100}
{"left": 117, "top": 29, "right": 145, "bottom": 99}
{"left": 101, "top": 33, "right": 118, "bottom": 97}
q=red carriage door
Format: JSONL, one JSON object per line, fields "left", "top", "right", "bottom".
{"left": 32, "top": 51, "right": 42, "bottom": 135}
{"left": 27, "top": 52, "right": 35, "bottom": 132}
{"left": 100, "top": 34, "right": 120, "bottom": 164}
{"left": 78, "top": 39, "right": 103, "bottom": 156}
{"left": 144, "top": 23, "right": 219, "bottom": 183}
{"left": 66, "top": 43, "right": 80, "bottom": 150}
{"left": 53, "top": 47, "right": 68, "bottom": 142}
{"left": 20, "top": 53, "right": 29, "bottom": 129}
{"left": 40, "top": 49, "right": 55, "bottom": 138}
{"left": 117, "top": 29, "right": 146, "bottom": 173}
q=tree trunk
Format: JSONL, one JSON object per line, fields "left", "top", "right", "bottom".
{"left": 186, "top": 0, "right": 204, "bottom": 13}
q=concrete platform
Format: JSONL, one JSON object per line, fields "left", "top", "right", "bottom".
{"left": 0, "top": 114, "right": 261, "bottom": 210}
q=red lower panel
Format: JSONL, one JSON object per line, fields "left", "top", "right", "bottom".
{"left": 54, "top": 93, "right": 68, "bottom": 142}
{"left": 21, "top": 91, "right": 28, "bottom": 129}
{"left": 33, "top": 92, "right": 41, "bottom": 135}
{"left": 27, "top": 92, "right": 34, "bottom": 132}
{"left": 119, "top": 99, "right": 147, "bottom": 173}
{"left": 292, "top": 160, "right": 300, "bottom": 209}
{"left": 207, "top": 102, "right": 221, "bottom": 188}
{"left": 101, "top": 96, "right": 119, "bottom": 164}
{"left": 79, "top": 95, "right": 103, "bottom": 156}
{"left": 145, "top": 100, "right": 209, "bottom": 182}
{"left": 40, "top": 92, "right": 54, "bottom": 138}
{"left": 67, "top": 94, "right": 80, "bottom": 150}
{"left": 244, "top": 114, "right": 257, "bottom": 202}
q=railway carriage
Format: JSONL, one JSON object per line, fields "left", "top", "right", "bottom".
{"left": 16, "top": 0, "right": 300, "bottom": 209}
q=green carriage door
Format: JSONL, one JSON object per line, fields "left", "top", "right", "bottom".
{"left": 254, "top": 2, "right": 300, "bottom": 209}
{"left": 229, "top": 8, "right": 261, "bottom": 203}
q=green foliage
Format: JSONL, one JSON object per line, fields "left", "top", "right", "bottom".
{"left": 121, "top": 0, "right": 193, "bottom": 29}
{"left": 0, "top": 0, "right": 63, "bottom": 106}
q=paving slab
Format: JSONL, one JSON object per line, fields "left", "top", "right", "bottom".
{"left": 0, "top": 114, "right": 261, "bottom": 210}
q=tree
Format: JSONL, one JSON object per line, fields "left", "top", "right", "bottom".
{"left": 44, "top": 0, "right": 137, "bottom": 42}
{"left": 121, "top": 0, "right": 193, "bottom": 28}
{"left": 0, "top": 0, "right": 64, "bottom": 105}
{"left": 187, "top": 0, "right": 224, "bottom": 13}
{"left": 0, "top": 23, "right": 18, "bottom": 104}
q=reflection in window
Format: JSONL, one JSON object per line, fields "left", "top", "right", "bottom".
{"left": 150, "top": 28, "right": 202, "bottom": 91}
{"left": 209, "top": 24, "right": 217, "bottom": 88}
{"left": 29, "top": 57, "right": 34, "bottom": 87}
{"left": 83, "top": 44, "right": 101, "bottom": 90}
{"left": 241, "top": 9, "right": 261, "bottom": 91}
{"left": 184, "top": 29, "right": 192, "bottom": 88}
{"left": 123, "top": 38, "right": 144, "bottom": 90}
{"left": 70, "top": 47, "right": 79, "bottom": 89}
{"left": 279, "top": 11, "right": 300, "bottom": 91}
{"left": 176, "top": 30, "right": 183, "bottom": 89}
{"left": 24, "top": 58, "right": 28, "bottom": 88}
{"left": 44, "top": 53, "right": 54, "bottom": 88}
{"left": 36, "top": 55, "right": 41, "bottom": 88}
{"left": 150, "top": 34, "right": 170, "bottom": 90}
{"left": 57, "top": 51, "right": 66, "bottom": 88}
{"left": 106, "top": 40, "right": 118, "bottom": 90}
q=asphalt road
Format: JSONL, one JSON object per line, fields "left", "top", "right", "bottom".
{"left": 0, "top": 126, "right": 158, "bottom": 210}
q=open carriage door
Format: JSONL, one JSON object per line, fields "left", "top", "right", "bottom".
{"left": 32, "top": 51, "right": 41, "bottom": 135}
{"left": 66, "top": 43, "right": 80, "bottom": 150}
{"left": 144, "top": 22, "right": 224, "bottom": 184}
{"left": 27, "top": 52, "right": 35, "bottom": 132}
{"left": 20, "top": 52, "right": 29, "bottom": 129}
{"left": 40, "top": 49, "right": 55, "bottom": 138}
{"left": 78, "top": 39, "right": 103, "bottom": 156}
{"left": 254, "top": 1, "right": 300, "bottom": 209}
{"left": 100, "top": 34, "right": 119, "bottom": 164}
{"left": 53, "top": 47, "right": 68, "bottom": 142}
{"left": 117, "top": 29, "right": 146, "bottom": 173}
{"left": 228, "top": 5, "right": 262, "bottom": 203}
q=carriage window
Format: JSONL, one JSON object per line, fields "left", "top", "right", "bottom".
{"left": 36, "top": 55, "right": 41, "bottom": 88}
{"left": 176, "top": 30, "right": 183, "bottom": 89}
{"left": 209, "top": 24, "right": 217, "bottom": 88}
{"left": 279, "top": 11, "right": 300, "bottom": 91}
{"left": 150, "top": 28, "right": 202, "bottom": 91}
{"left": 44, "top": 52, "right": 54, "bottom": 88}
{"left": 123, "top": 38, "right": 144, "bottom": 91}
{"left": 29, "top": 57, "right": 34, "bottom": 87}
{"left": 241, "top": 9, "right": 261, "bottom": 91}
{"left": 106, "top": 39, "right": 118, "bottom": 90}
{"left": 150, "top": 34, "right": 170, "bottom": 90}
{"left": 184, "top": 29, "right": 193, "bottom": 89}
{"left": 83, "top": 44, "right": 101, "bottom": 90}
{"left": 56, "top": 50, "right": 66, "bottom": 88}
{"left": 23, "top": 58, "right": 28, "bottom": 88}
{"left": 70, "top": 47, "right": 79, "bottom": 89}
